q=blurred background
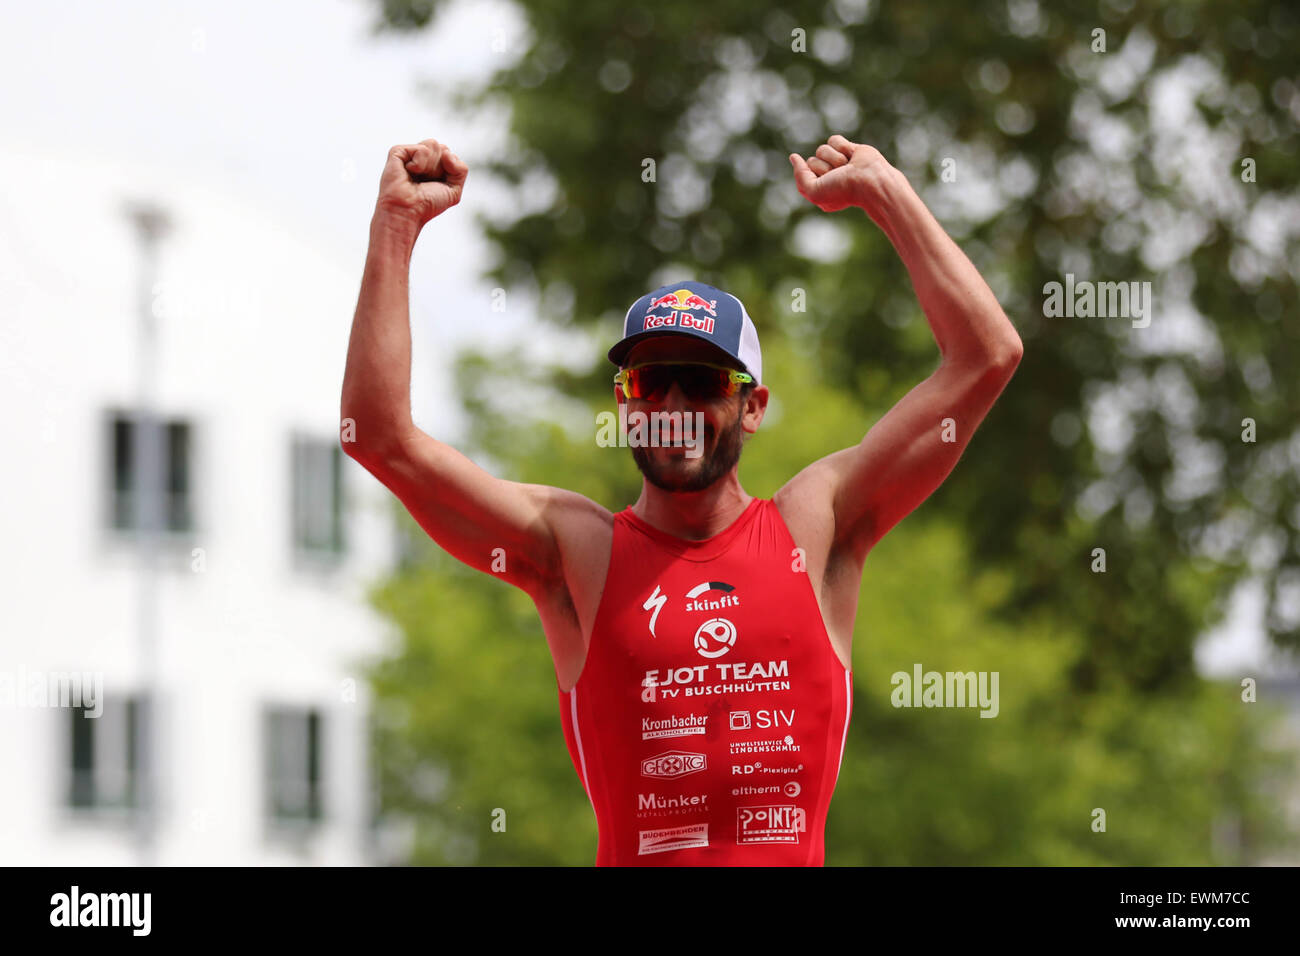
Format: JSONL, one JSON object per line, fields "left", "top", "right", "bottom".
{"left": 1, "top": 0, "right": 1298, "bottom": 865}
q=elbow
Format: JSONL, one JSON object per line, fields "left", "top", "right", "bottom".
{"left": 989, "top": 334, "right": 1023, "bottom": 376}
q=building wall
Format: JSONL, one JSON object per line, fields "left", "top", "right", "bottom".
{"left": 0, "top": 145, "right": 403, "bottom": 865}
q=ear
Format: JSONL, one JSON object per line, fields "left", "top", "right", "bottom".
{"left": 742, "top": 385, "right": 769, "bottom": 433}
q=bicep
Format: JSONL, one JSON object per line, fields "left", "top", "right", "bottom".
{"left": 348, "top": 426, "right": 562, "bottom": 592}
{"left": 809, "top": 356, "right": 1018, "bottom": 559}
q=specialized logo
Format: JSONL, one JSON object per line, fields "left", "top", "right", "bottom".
{"left": 684, "top": 581, "right": 740, "bottom": 613}
{"left": 694, "top": 617, "right": 737, "bottom": 659}
{"left": 729, "top": 709, "right": 795, "bottom": 731}
{"left": 643, "top": 289, "right": 719, "bottom": 334}
{"left": 642, "top": 584, "right": 667, "bottom": 638}
{"left": 737, "top": 805, "right": 805, "bottom": 844}
{"left": 641, "top": 750, "right": 707, "bottom": 779}
{"left": 638, "top": 823, "right": 709, "bottom": 855}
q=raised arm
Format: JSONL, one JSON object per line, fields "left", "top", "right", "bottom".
{"left": 781, "top": 135, "right": 1023, "bottom": 562}
{"left": 340, "top": 139, "right": 569, "bottom": 593}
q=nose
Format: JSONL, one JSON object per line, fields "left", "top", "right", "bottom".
{"left": 661, "top": 378, "right": 692, "bottom": 413}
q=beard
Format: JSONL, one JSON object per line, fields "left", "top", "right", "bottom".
{"left": 630, "top": 404, "right": 746, "bottom": 492}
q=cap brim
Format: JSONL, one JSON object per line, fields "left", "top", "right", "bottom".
{"left": 608, "top": 328, "right": 742, "bottom": 370}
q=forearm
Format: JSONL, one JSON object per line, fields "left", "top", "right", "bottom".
{"left": 341, "top": 211, "right": 423, "bottom": 454}
{"left": 863, "top": 170, "right": 1022, "bottom": 367}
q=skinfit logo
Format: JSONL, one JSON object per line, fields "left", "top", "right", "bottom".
{"left": 694, "top": 618, "right": 737, "bottom": 658}
{"left": 685, "top": 581, "right": 741, "bottom": 613}
{"left": 641, "top": 750, "right": 708, "bottom": 779}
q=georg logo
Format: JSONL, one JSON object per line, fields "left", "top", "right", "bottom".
{"left": 641, "top": 750, "right": 708, "bottom": 779}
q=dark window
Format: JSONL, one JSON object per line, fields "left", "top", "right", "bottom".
{"left": 265, "top": 707, "right": 323, "bottom": 823}
{"left": 68, "top": 696, "right": 143, "bottom": 811}
{"left": 292, "top": 435, "right": 344, "bottom": 555}
{"left": 108, "top": 410, "right": 194, "bottom": 532}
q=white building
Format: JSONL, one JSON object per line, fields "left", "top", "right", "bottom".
{"left": 0, "top": 145, "right": 406, "bottom": 865}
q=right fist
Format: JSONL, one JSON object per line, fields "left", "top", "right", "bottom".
{"left": 375, "top": 139, "right": 467, "bottom": 226}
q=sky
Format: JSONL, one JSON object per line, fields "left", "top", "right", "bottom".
{"left": 0, "top": 0, "right": 1288, "bottom": 678}
{"left": 0, "top": 0, "right": 565, "bottom": 440}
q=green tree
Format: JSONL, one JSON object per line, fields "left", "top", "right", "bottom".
{"left": 361, "top": 0, "right": 1300, "bottom": 863}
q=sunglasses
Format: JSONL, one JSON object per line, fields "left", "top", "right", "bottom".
{"left": 613, "top": 361, "right": 754, "bottom": 402}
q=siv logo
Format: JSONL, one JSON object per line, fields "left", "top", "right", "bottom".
{"left": 684, "top": 581, "right": 741, "bottom": 613}
{"left": 641, "top": 750, "right": 708, "bottom": 779}
{"left": 694, "top": 618, "right": 737, "bottom": 659}
{"left": 49, "top": 886, "right": 151, "bottom": 936}
{"left": 641, "top": 584, "right": 667, "bottom": 638}
{"left": 737, "top": 805, "right": 805, "bottom": 844}
{"left": 729, "top": 709, "right": 795, "bottom": 731}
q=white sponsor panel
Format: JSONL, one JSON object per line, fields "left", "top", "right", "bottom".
{"left": 638, "top": 823, "right": 709, "bottom": 855}
{"left": 641, "top": 750, "right": 707, "bottom": 779}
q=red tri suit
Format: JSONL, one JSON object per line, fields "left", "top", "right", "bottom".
{"left": 557, "top": 496, "right": 854, "bottom": 866}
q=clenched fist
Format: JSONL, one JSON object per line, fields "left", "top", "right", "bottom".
{"left": 375, "top": 138, "right": 467, "bottom": 227}
{"left": 789, "top": 134, "right": 895, "bottom": 214}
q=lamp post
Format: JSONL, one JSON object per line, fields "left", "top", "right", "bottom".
{"left": 124, "top": 200, "right": 170, "bottom": 865}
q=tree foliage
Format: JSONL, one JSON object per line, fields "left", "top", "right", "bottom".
{"left": 362, "top": 0, "right": 1300, "bottom": 863}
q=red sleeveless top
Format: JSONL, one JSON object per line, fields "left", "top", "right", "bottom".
{"left": 557, "top": 496, "right": 854, "bottom": 866}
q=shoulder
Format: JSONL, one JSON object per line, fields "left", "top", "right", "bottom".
{"left": 772, "top": 458, "right": 839, "bottom": 547}
{"left": 527, "top": 486, "right": 615, "bottom": 582}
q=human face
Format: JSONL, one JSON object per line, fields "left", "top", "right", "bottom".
{"left": 616, "top": 336, "right": 754, "bottom": 492}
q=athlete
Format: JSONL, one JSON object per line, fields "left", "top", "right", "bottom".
{"left": 341, "top": 134, "right": 1023, "bottom": 865}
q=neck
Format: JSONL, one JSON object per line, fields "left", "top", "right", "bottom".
{"left": 630, "top": 472, "right": 753, "bottom": 540}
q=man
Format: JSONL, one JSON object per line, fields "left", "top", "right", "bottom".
{"left": 340, "top": 134, "right": 1023, "bottom": 865}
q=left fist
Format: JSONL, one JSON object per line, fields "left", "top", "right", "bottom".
{"left": 789, "top": 135, "right": 893, "bottom": 213}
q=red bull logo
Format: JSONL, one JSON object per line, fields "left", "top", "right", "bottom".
{"left": 644, "top": 288, "right": 718, "bottom": 334}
